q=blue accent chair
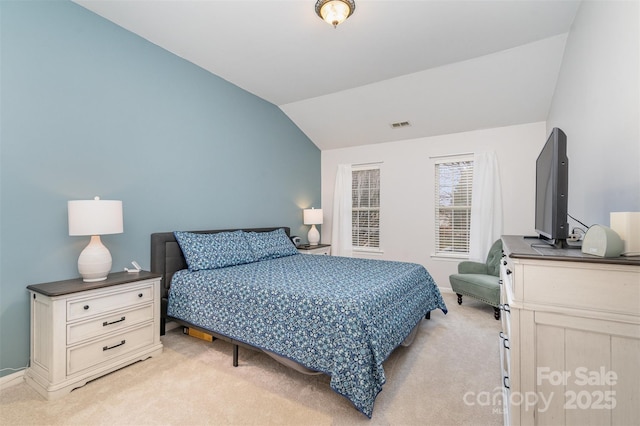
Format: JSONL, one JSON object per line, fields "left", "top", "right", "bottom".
{"left": 449, "top": 239, "right": 503, "bottom": 320}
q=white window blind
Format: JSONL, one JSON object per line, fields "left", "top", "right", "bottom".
{"left": 352, "top": 166, "right": 380, "bottom": 249}
{"left": 435, "top": 158, "right": 474, "bottom": 255}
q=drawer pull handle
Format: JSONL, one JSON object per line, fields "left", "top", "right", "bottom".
{"left": 138, "top": 293, "right": 143, "bottom": 298}
{"left": 103, "top": 316, "right": 126, "bottom": 327}
{"left": 506, "top": 269, "right": 512, "bottom": 275}
{"left": 83, "top": 305, "right": 89, "bottom": 310}
{"left": 103, "top": 340, "right": 126, "bottom": 351}
{"left": 503, "top": 376, "right": 510, "bottom": 389}
{"left": 503, "top": 260, "right": 507, "bottom": 266}
{"left": 499, "top": 304, "right": 511, "bottom": 312}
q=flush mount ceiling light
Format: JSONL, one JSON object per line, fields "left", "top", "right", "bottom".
{"left": 315, "top": 0, "right": 356, "bottom": 28}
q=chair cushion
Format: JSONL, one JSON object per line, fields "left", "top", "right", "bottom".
{"left": 449, "top": 273, "right": 500, "bottom": 306}
{"left": 486, "top": 239, "right": 503, "bottom": 276}
{"left": 458, "top": 260, "right": 489, "bottom": 275}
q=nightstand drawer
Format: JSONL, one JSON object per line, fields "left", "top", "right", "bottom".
{"left": 67, "top": 284, "right": 153, "bottom": 321}
{"left": 67, "top": 322, "right": 155, "bottom": 376}
{"left": 67, "top": 304, "right": 154, "bottom": 345}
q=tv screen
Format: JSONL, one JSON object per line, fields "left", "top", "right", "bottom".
{"left": 535, "top": 128, "right": 569, "bottom": 245}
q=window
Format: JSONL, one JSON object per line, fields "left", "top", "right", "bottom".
{"left": 435, "top": 158, "right": 473, "bottom": 255}
{"left": 352, "top": 165, "right": 380, "bottom": 249}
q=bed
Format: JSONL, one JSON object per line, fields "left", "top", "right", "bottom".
{"left": 150, "top": 227, "right": 447, "bottom": 417}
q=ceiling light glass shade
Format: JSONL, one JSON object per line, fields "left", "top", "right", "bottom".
{"left": 315, "top": 0, "right": 355, "bottom": 28}
{"left": 68, "top": 197, "right": 123, "bottom": 282}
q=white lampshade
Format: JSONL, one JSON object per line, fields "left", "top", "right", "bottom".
{"left": 303, "top": 208, "right": 323, "bottom": 225}
{"left": 68, "top": 197, "right": 123, "bottom": 236}
{"left": 68, "top": 197, "right": 123, "bottom": 282}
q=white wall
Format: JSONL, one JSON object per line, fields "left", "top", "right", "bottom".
{"left": 547, "top": 0, "right": 640, "bottom": 225}
{"left": 321, "top": 122, "right": 546, "bottom": 289}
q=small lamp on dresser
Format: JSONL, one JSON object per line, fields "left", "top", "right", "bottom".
{"left": 68, "top": 196, "right": 123, "bottom": 282}
{"left": 303, "top": 207, "right": 323, "bottom": 246}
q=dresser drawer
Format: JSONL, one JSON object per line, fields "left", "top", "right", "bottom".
{"left": 67, "top": 304, "right": 154, "bottom": 345}
{"left": 67, "top": 322, "right": 155, "bottom": 376}
{"left": 67, "top": 284, "right": 153, "bottom": 321}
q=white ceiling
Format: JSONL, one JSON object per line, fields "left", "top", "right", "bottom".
{"left": 73, "top": 0, "right": 582, "bottom": 150}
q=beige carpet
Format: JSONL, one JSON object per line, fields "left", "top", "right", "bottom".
{"left": 0, "top": 292, "right": 503, "bottom": 425}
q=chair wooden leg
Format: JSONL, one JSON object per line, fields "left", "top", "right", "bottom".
{"left": 494, "top": 307, "right": 501, "bottom": 320}
{"left": 456, "top": 293, "right": 463, "bottom": 305}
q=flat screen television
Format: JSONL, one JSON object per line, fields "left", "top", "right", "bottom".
{"left": 534, "top": 127, "right": 569, "bottom": 247}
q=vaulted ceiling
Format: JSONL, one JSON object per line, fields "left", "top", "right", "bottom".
{"left": 74, "top": 0, "right": 582, "bottom": 150}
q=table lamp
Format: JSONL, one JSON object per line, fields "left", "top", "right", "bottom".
{"left": 303, "top": 208, "right": 323, "bottom": 246}
{"left": 68, "top": 196, "right": 123, "bottom": 282}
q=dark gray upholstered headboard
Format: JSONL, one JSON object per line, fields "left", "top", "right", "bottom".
{"left": 150, "top": 227, "right": 291, "bottom": 331}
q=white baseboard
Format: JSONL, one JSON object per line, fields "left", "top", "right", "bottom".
{"left": 0, "top": 369, "right": 25, "bottom": 390}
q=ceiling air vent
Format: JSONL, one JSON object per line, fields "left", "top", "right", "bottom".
{"left": 390, "top": 121, "right": 411, "bottom": 129}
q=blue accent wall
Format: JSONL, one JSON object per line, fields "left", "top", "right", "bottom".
{"left": 0, "top": 1, "right": 320, "bottom": 375}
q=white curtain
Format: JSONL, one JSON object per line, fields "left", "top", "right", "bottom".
{"left": 331, "top": 164, "right": 353, "bottom": 257}
{"left": 469, "top": 152, "right": 503, "bottom": 262}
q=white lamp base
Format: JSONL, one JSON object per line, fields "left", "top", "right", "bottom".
{"left": 78, "top": 235, "right": 112, "bottom": 282}
{"left": 307, "top": 224, "right": 320, "bottom": 246}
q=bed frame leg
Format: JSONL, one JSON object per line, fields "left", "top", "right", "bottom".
{"left": 233, "top": 344, "right": 239, "bottom": 367}
{"left": 425, "top": 311, "right": 431, "bottom": 320}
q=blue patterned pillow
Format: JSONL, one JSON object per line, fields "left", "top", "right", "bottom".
{"left": 245, "top": 228, "right": 299, "bottom": 261}
{"left": 174, "top": 230, "right": 256, "bottom": 271}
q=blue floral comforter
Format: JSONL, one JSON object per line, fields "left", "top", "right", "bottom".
{"left": 168, "top": 254, "right": 447, "bottom": 417}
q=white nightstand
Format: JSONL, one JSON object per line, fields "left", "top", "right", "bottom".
{"left": 297, "top": 244, "right": 331, "bottom": 255}
{"left": 25, "top": 271, "right": 163, "bottom": 400}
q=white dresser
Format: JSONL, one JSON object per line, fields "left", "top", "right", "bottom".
{"left": 499, "top": 236, "right": 640, "bottom": 425}
{"left": 25, "top": 271, "right": 163, "bottom": 400}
